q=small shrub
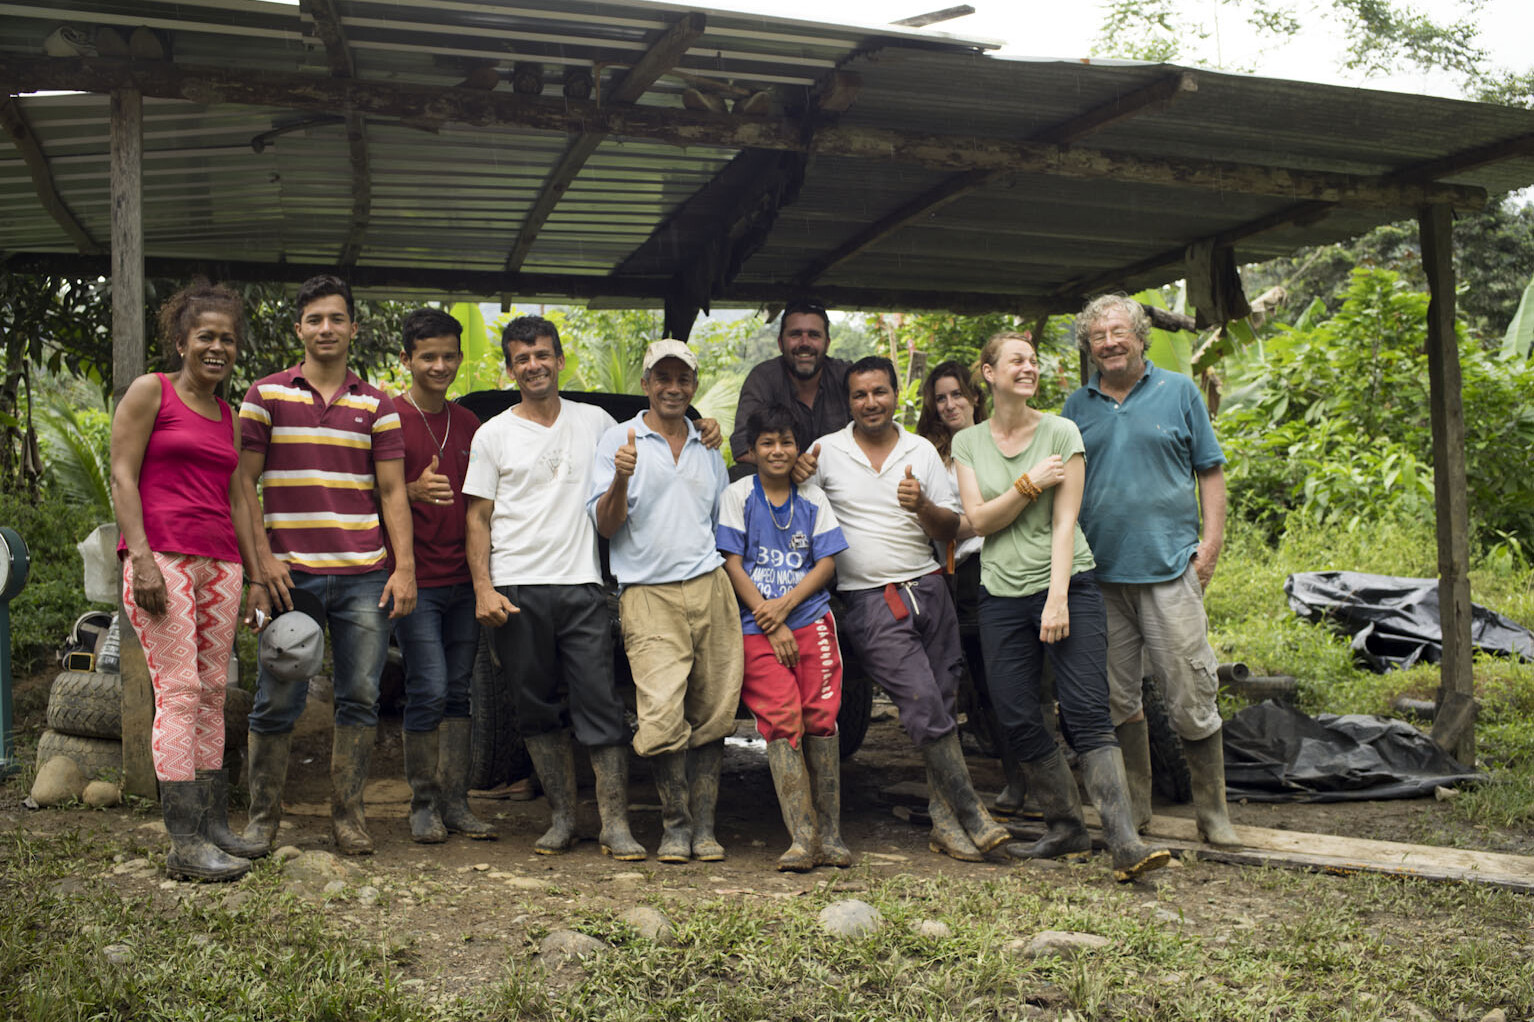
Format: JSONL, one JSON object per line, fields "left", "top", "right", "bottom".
{"left": 0, "top": 487, "right": 114, "bottom": 673}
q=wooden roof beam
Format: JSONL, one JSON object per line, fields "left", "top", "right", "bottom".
{"left": 1386, "top": 132, "right": 1534, "bottom": 185}
{"left": 0, "top": 57, "right": 1487, "bottom": 211}
{"left": 301, "top": 0, "right": 369, "bottom": 268}
{"left": 0, "top": 96, "right": 102, "bottom": 254}
{"left": 503, "top": 12, "right": 704, "bottom": 275}
{"left": 1030, "top": 71, "right": 1198, "bottom": 147}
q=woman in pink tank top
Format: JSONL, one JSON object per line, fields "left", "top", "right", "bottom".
{"left": 110, "top": 281, "right": 265, "bottom": 882}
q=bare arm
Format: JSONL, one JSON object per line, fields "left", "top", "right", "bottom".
{"left": 594, "top": 428, "right": 636, "bottom": 539}
{"left": 109, "top": 374, "right": 167, "bottom": 616}
{"left": 466, "top": 495, "right": 518, "bottom": 625}
{"left": 955, "top": 456, "right": 1066, "bottom": 537}
{"left": 1193, "top": 464, "right": 1227, "bottom": 590}
{"left": 237, "top": 447, "right": 293, "bottom": 611}
{"left": 899, "top": 465, "right": 960, "bottom": 543}
{"left": 748, "top": 554, "right": 837, "bottom": 635}
{"left": 375, "top": 458, "right": 416, "bottom": 618}
{"left": 723, "top": 553, "right": 800, "bottom": 667}
{"left": 225, "top": 413, "right": 270, "bottom": 628}
{"left": 1040, "top": 453, "right": 1086, "bottom": 644}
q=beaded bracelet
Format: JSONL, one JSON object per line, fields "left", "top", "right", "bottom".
{"left": 1013, "top": 473, "right": 1041, "bottom": 500}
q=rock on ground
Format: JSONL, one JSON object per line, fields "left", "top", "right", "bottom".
{"left": 283, "top": 850, "right": 360, "bottom": 886}
{"left": 914, "top": 919, "right": 951, "bottom": 939}
{"left": 537, "top": 929, "right": 607, "bottom": 969}
{"left": 818, "top": 899, "right": 883, "bottom": 938}
{"left": 31, "top": 756, "right": 86, "bottom": 806}
{"left": 1018, "top": 930, "right": 1112, "bottom": 960}
{"left": 82, "top": 780, "right": 121, "bottom": 807}
{"left": 620, "top": 906, "right": 676, "bottom": 945}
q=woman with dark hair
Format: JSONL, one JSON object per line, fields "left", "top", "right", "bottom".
{"left": 111, "top": 281, "right": 266, "bottom": 882}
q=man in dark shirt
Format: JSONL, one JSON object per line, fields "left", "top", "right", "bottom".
{"left": 731, "top": 300, "right": 852, "bottom": 464}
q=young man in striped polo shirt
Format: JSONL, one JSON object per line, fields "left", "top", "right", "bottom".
{"left": 238, "top": 275, "right": 417, "bottom": 856}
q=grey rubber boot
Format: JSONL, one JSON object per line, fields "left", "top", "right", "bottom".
{"left": 921, "top": 730, "right": 1010, "bottom": 853}
{"left": 765, "top": 739, "right": 817, "bottom": 872}
{"left": 331, "top": 724, "right": 376, "bottom": 856}
{"left": 403, "top": 729, "right": 447, "bottom": 844}
{"left": 803, "top": 734, "right": 853, "bottom": 867}
{"left": 1115, "top": 718, "right": 1154, "bottom": 832}
{"left": 1183, "top": 730, "right": 1241, "bottom": 846}
{"left": 650, "top": 750, "right": 693, "bottom": 863}
{"left": 1006, "top": 750, "right": 1091, "bottom": 860}
{"left": 241, "top": 731, "right": 291, "bottom": 851}
{"left": 993, "top": 741, "right": 1029, "bottom": 817}
{"left": 688, "top": 740, "right": 726, "bottom": 861}
{"left": 1079, "top": 745, "right": 1171, "bottom": 882}
{"left": 437, "top": 717, "right": 496, "bottom": 839}
{"left": 524, "top": 730, "right": 578, "bottom": 854}
{"left": 590, "top": 744, "right": 646, "bottom": 861}
{"left": 162, "top": 779, "right": 251, "bottom": 882}
{"left": 926, "top": 764, "right": 984, "bottom": 862}
{"left": 196, "top": 768, "right": 268, "bottom": 859}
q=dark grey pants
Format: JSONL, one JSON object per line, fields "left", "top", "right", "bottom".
{"left": 839, "top": 573, "right": 962, "bottom": 747}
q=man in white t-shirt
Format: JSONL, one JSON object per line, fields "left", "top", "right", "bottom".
{"left": 808, "top": 356, "right": 1011, "bottom": 863}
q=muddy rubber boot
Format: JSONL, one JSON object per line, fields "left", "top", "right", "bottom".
{"left": 1006, "top": 750, "right": 1091, "bottom": 860}
{"left": 524, "top": 730, "right": 579, "bottom": 854}
{"left": 1115, "top": 718, "right": 1153, "bottom": 832}
{"left": 403, "top": 729, "right": 448, "bottom": 844}
{"left": 1079, "top": 745, "right": 1171, "bottom": 882}
{"left": 803, "top": 734, "right": 853, "bottom": 868}
{"left": 241, "top": 731, "right": 291, "bottom": 852}
{"left": 330, "top": 725, "right": 376, "bottom": 856}
{"left": 921, "top": 730, "right": 1010, "bottom": 853}
{"left": 926, "top": 764, "right": 983, "bottom": 861}
{"left": 162, "top": 779, "right": 251, "bottom": 882}
{"left": 437, "top": 717, "right": 496, "bottom": 839}
{"left": 196, "top": 768, "right": 268, "bottom": 859}
{"left": 993, "top": 741, "right": 1029, "bottom": 817}
{"left": 590, "top": 744, "right": 645, "bottom": 861}
{"left": 765, "top": 739, "right": 817, "bottom": 872}
{"left": 1183, "top": 731, "right": 1241, "bottom": 846}
{"left": 688, "top": 740, "right": 726, "bottom": 861}
{"left": 650, "top": 750, "right": 693, "bottom": 863}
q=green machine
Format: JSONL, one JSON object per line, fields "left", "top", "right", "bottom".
{"left": 0, "top": 526, "right": 32, "bottom": 778}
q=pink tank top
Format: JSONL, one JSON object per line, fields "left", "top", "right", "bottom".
{"left": 118, "top": 373, "right": 241, "bottom": 563}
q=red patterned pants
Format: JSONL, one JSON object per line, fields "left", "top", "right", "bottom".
{"left": 741, "top": 611, "right": 843, "bottom": 747}
{"left": 122, "top": 552, "right": 242, "bottom": 781}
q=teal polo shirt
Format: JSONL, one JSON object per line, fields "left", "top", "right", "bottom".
{"left": 1061, "top": 360, "right": 1225, "bottom": 584}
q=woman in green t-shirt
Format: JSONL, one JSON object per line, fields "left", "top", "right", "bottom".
{"left": 951, "top": 331, "right": 1169, "bottom": 883}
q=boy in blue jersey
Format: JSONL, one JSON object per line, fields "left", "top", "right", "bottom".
{"left": 717, "top": 405, "right": 852, "bottom": 872}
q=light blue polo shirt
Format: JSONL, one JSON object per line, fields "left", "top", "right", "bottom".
{"left": 588, "top": 412, "right": 728, "bottom": 587}
{"left": 1062, "top": 360, "right": 1225, "bottom": 584}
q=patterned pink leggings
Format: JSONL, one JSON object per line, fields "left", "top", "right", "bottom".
{"left": 122, "top": 552, "right": 243, "bottom": 782}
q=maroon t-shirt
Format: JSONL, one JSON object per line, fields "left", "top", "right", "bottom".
{"left": 390, "top": 396, "right": 480, "bottom": 587}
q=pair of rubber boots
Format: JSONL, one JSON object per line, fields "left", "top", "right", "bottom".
{"left": 648, "top": 740, "right": 727, "bottom": 863}
{"left": 521, "top": 731, "right": 645, "bottom": 860}
{"left": 764, "top": 734, "right": 853, "bottom": 872}
{"left": 402, "top": 719, "right": 497, "bottom": 844}
{"left": 242, "top": 725, "right": 377, "bottom": 855}
{"left": 162, "top": 769, "right": 268, "bottom": 882}
{"left": 922, "top": 730, "right": 1013, "bottom": 861}
{"left": 1116, "top": 719, "right": 1240, "bottom": 846}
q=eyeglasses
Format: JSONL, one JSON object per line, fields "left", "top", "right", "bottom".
{"left": 1088, "top": 326, "right": 1137, "bottom": 344}
{"left": 783, "top": 299, "right": 828, "bottom": 318}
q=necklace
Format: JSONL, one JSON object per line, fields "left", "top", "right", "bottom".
{"left": 764, "top": 487, "right": 795, "bottom": 532}
{"left": 405, "top": 392, "right": 450, "bottom": 456}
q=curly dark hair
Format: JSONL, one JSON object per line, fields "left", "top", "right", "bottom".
{"left": 157, "top": 279, "right": 244, "bottom": 370}
{"left": 916, "top": 360, "right": 988, "bottom": 464}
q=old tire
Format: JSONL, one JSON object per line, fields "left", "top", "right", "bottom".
{"left": 467, "top": 625, "right": 531, "bottom": 790}
{"left": 1142, "top": 675, "right": 1193, "bottom": 804}
{"left": 837, "top": 670, "right": 872, "bottom": 760}
{"left": 36, "top": 729, "right": 121, "bottom": 780}
{"left": 46, "top": 669, "right": 123, "bottom": 740}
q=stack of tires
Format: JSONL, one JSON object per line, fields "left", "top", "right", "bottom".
{"left": 39, "top": 615, "right": 123, "bottom": 779}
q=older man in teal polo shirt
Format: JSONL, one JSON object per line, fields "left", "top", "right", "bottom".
{"left": 1061, "top": 294, "right": 1239, "bottom": 847}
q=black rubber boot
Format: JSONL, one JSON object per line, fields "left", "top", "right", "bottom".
{"left": 196, "top": 768, "right": 268, "bottom": 859}
{"left": 1116, "top": 718, "right": 1153, "bottom": 832}
{"left": 1184, "top": 731, "right": 1241, "bottom": 846}
{"left": 162, "top": 779, "right": 251, "bottom": 882}
{"left": 765, "top": 739, "right": 817, "bottom": 872}
{"left": 524, "top": 730, "right": 578, "bottom": 854}
{"left": 437, "top": 717, "right": 496, "bottom": 839}
{"left": 921, "top": 730, "right": 1010, "bottom": 853}
{"left": 650, "top": 750, "right": 692, "bottom": 863}
{"left": 803, "top": 734, "right": 853, "bottom": 867}
{"left": 688, "top": 740, "right": 726, "bottom": 861}
{"left": 241, "top": 731, "right": 291, "bottom": 852}
{"left": 590, "top": 744, "right": 646, "bottom": 861}
{"left": 403, "top": 728, "right": 447, "bottom": 844}
{"left": 1008, "top": 750, "right": 1091, "bottom": 860}
{"left": 993, "top": 741, "right": 1029, "bottom": 817}
{"left": 1079, "top": 745, "right": 1171, "bottom": 882}
{"left": 331, "top": 725, "right": 376, "bottom": 856}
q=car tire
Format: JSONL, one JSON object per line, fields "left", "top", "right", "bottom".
{"left": 37, "top": 728, "right": 121, "bottom": 780}
{"left": 467, "top": 625, "right": 530, "bottom": 790}
{"left": 46, "top": 669, "right": 123, "bottom": 740}
{"left": 837, "top": 670, "right": 872, "bottom": 760}
{"left": 1142, "top": 674, "right": 1193, "bottom": 804}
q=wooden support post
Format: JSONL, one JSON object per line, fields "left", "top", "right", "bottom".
{"left": 1419, "top": 203, "right": 1476, "bottom": 765}
{"left": 111, "top": 88, "right": 155, "bottom": 800}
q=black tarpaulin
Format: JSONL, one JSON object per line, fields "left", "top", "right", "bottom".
{"left": 1284, "top": 571, "right": 1534, "bottom": 672}
{"left": 1222, "top": 701, "right": 1483, "bottom": 802}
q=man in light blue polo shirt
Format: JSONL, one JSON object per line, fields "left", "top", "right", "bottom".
{"left": 590, "top": 339, "right": 742, "bottom": 864}
{"left": 1062, "top": 294, "right": 1239, "bottom": 847}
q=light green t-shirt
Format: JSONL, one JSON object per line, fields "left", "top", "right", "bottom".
{"left": 951, "top": 415, "right": 1095, "bottom": 598}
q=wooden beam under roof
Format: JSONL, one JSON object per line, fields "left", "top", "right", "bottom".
{"left": 1386, "top": 131, "right": 1534, "bottom": 184}
{"left": 503, "top": 12, "right": 704, "bottom": 275}
{"left": 0, "top": 57, "right": 1488, "bottom": 212}
{"left": 0, "top": 96, "right": 101, "bottom": 254}
{"left": 301, "top": 0, "right": 370, "bottom": 268}
{"left": 1029, "top": 71, "right": 1198, "bottom": 147}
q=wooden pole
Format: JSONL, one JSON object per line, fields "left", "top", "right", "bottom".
{"left": 1418, "top": 204, "right": 1476, "bottom": 765}
{"left": 111, "top": 88, "right": 155, "bottom": 799}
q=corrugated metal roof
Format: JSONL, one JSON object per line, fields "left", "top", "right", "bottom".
{"left": 2, "top": 0, "right": 1533, "bottom": 313}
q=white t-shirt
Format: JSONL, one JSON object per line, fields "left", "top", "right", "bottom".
{"left": 810, "top": 422, "right": 960, "bottom": 590}
{"left": 462, "top": 398, "right": 616, "bottom": 586}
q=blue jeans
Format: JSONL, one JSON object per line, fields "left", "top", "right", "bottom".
{"left": 394, "top": 582, "right": 477, "bottom": 732}
{"left": 249, "top": 570, "right": 389, "bottom": 734}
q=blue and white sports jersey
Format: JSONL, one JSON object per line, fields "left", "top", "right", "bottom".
{"left": 717, "top": 476, "right": 848, "bottom": 635}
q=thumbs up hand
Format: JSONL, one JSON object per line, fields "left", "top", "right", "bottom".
{"left": 897, "top": 463, "right": 925, "bottom": 512}
{"left": 791, "top": 441, "right": 821, "bottom": 485}
{"left": 614, "top": 427, "right": 639, "bottom": 478}
{"left": 407, "top": 454, "right": 455, "bottom": 505}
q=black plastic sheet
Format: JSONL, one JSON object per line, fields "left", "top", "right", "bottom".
{"left": 1222, "top": 701, "right": 1482, "bottom": 802}
{"left": 1285, "top": 570, "right": 1534, "bottom": 672}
